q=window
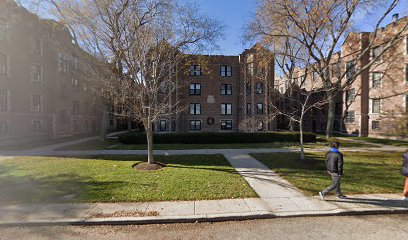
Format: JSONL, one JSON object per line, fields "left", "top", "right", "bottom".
{"left": 372, "top": 99, "right": 380, "bottom": 113}
{"left": 190, "top": 103, "right": 201, "bottom": 115}
{"left": 345, "top": 111, "right": 355, "bottom": 123}
{"left": 159, "top": 120, "right": 167, "bottom": 132}
{"left": 372, "top": 121, "right": 380, "bottom": 130}
{"left": 32, "top": 120, "right": 41, "bottom": 132}
{"left": 58, "top": 52, "right": 68, "bottom": 73}
{"left": 72, "top": 101, "right": 80, "bottom": 115}
{"left": 72, "top": 79, "right": 80, "bottom": 91}
{"left": 256, "top": 82, "right": 263, "bottom": 94}
{"left": 189, "top": 83, "right": 201, "bottom": 95}
{"left": 247, "top": 63, "right": 254, "bottom": 76}
{"left": 72, "top": 56, "right": 79, "bottom": 71}
{"left": 83, "top": 82, "right": 88, "bottom": 92}
{"left": 31, "top": 64, "right": 41, "bottom": 84}
{"left": 256, "top": 103, "right": 263, "bottom": 115}
{"left": 406, "top": 95, "right": 408, "bottom": 113}
{"left": 346, "top": 61, "right": 355, "bottom": 81}
{"left": 372, "top": 46, "right": 382, "bottom": 62}
{"left": 190, "top": 120, "right": 201, "bottom": 131}
{"left": 346, "top": 89, "right": 356, "bottom": 102}
{"left": 0, "top": 53, "right": 7, "bottom": 75}
{"left": 189, "top": 65, "right": 201, "bottom": 76}
{"left": 0, "top": 89, "right": 7, "bottom": 111}
{"left": 220, "top": 84, "right": 232, "bottom": 95}
{"left": 220, "top": 65, "right": 232, "bottom": 77}
{"left": 0, "top": 18, "right": 6, "bottom": 41}
{"left": 246, "top": 82, "right": 252, "bottom": 94}
{"left": 372, "top": 72, "right": 381, "bottom": 87}
{"left": 0, "top": 121, "right": 7, "bottom": 134}
{"left": 31, "top": 37, "right": 41, "bottom": 55}
{"left": 220, "top": 103, "right": 232, "bottom": 115}
{"left": 257, "top": 120, "right": 264, "bottom": 131}
{"left": 31, "top": 95, "right": 41, "bottom": 112}
{"left": 246, "top": 103, "right": 252, "bottom": 115}
{"left": 405, "top": 64, "right": 408, "bottom": 84}
{"left": 221, "top": 120, "right": 232, "bottom": 130}
{"left": 406, "top": 35, "right": 408, "bottom": 55}
{"left": 332, "top": 62, "right": 342, "bottom": 79}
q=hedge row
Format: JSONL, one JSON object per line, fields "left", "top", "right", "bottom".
{"left": 118, "top": 132, "right": 316, "bottom": 144}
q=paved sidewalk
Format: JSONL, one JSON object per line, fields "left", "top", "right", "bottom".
{"left": 0, "top": 138, "right": 407, "bottom": 226}
{"left": 1, "top": 194, "right": 407, "bottom": 226}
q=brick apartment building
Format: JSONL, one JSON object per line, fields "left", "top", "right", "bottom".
{"left": 275, "top": 14, "right": 408, "bottom": 137}
{"left": 341, "top": 14, "right": 408, "bottom": 137}
{"left": 154, "top": 44, "right": 275, "bottom": 133}
{"left": 0, "top": 1, "right": 103, "bottom": 144}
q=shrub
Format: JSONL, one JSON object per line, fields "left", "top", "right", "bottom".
{"left": 118, "top": 132, "right": 316, "bottom": 145}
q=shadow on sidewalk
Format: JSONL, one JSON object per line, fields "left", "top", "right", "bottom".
{"left": 326, "top": 197, "right": 408, "bottom": 208}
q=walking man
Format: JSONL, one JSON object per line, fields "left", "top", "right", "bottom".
{"left": 319, "top": 142, "right": 347, "bottom": 200}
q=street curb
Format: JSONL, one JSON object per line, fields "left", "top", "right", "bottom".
{"left": 1, "top": 209, "right": 408, "bottom": 227}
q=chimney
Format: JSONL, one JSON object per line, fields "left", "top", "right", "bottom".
{"left": 392, "top": 13, "right": 399, "bottom": 25}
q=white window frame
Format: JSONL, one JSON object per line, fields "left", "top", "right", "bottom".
{"left": 220, "top": 65, "right": 232, "bottom": 77}
{"left": 31, "top": 64, "right": 42, "bottom": 84}
{"left": 220, "top": 103, "right": 232, "bottom": 115}
{"left": 32, "top": 120, "right": 42, "bottom": 132}
{"left": 189, "top": 83, "right": 201, "bottom": 95}
{"left": 190, "top": 120, "right": 201, "bottom": 131}
{"left": 371, "top": 46, "right": 382, "bottom": 63}
{"left": 371, "top": 120, "right": 380, "bottom": 131}
{"left": 371, "top": 99, "right": 381, "bottom": 114}
{"left": 345, "top": 110, "right": 355, "bottom": 123}
{"left": 220, "top": 120, "right": 232, "bottom": 131}
{"left": 372, "top": 72, "right": 382, "bottom": 88}
{"left": 189, "top": 103, "right": 201, "bottom": 115}
{"left": 220, "top": 84, "right": 232, "bottom": 95}
{"left": 256, "top": 103, "right": 264, "bottom": 115}
{"left": 31, "top": 95, "right": 41, "bottom": 112}
{"left": 159, "top": 120, "right": 167, "bottom": 132}
{"left": 0, "top": 18, "right": 7, "bottom": 41}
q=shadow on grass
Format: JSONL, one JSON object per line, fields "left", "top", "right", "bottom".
{"left": 0, "top": 164, "right": 128, "bottom": 204}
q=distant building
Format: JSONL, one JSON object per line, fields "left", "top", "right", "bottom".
{"left": 0, "top": 0, "right": 103, "bottom": 144}
{"left": 153, "top": 44, "right": 276, "bottom": 133}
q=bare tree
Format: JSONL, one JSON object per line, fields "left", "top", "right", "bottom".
{"left": 247, "top": 0, "right": 408, "bottom": 138}
{"left": 46, "top": 0, "right": 222, "bottom": 164}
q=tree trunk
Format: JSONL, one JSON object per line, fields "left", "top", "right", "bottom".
{"left": 325, "top": 96, "right": 336, "bottom": 139}
{"left": 299, "top": 121, "right": 305, "bottom": 161}
{"left": 146, "top": 127, "right": 154, "bottom": 164}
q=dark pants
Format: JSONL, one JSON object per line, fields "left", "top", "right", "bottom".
{"left": 322, "top": 173, "right": 342, "bottom": 196}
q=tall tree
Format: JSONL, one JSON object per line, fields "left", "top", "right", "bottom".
{"left": 47, "top": 0, "right": 222, "bottom": 164}
{"left": 247, "top": 0, "right": 407, "bottom": 138}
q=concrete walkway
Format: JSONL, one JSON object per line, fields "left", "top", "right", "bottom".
{"left": 0, "top": 138, "right": 407, "bottom": 226}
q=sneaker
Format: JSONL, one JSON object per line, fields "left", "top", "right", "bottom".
{"left": 337, "top": 195, "right": 347, "bottom": 199}
{"left": 319, "top": 192, "right": 325, "bottom": 200}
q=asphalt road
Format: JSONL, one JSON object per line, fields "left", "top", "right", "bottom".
{"left": 1, "top": 214, "right": 408, "bottom": 240}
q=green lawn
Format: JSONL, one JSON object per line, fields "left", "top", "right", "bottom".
{"left": 348, "top": 136, "right": 408, "bottom": 147}
{"left": 0, "top": 155, "right": 257, "bottom": 204}
{"left": 0, "top": 134, "right": 97, "bottom": 151}
{"left": 251, "top": 151, "right": 405, "bottom": 196}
